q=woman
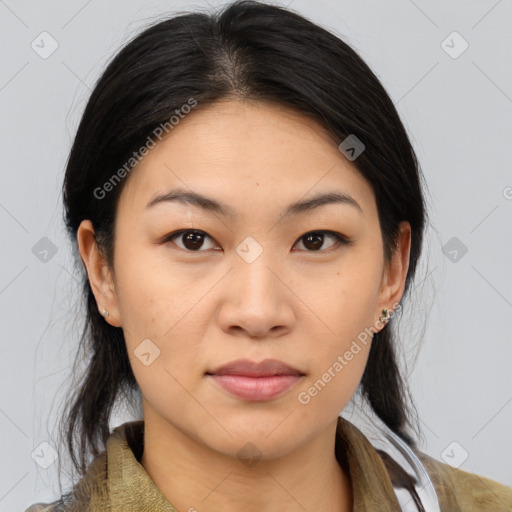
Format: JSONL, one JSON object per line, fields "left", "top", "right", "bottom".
{"left": 26, "top": 1, "right": 512, "bottom": 510}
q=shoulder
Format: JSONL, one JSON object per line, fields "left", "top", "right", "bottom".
{"left": 24, "top": 422, "right": 142, "bottom": 512}
{"left": 24, "top": 447, "right": 109, "bottom": 512}
{"left": 416, "top": 450, "right": 512, "bottom": 511}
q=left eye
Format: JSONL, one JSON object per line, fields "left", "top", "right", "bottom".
{"left": 162, "top": 230, "right": 350, "bottom": 252}
{"left": 293, "top": 231, "right": 349, "bottom": 252}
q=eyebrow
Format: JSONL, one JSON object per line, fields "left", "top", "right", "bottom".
{"left": 145, "top": 187, "right": 363, "bottom": 218}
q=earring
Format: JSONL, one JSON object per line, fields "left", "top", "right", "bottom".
{"left": 101, "top": 308, "right": 110, "bottom": 318}
{"left": 379, "top": 308, "right": 391, "bottom": 324}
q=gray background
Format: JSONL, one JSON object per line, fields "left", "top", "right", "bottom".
{"left": 1, "top": 0, "right": 511, "bottom": 509}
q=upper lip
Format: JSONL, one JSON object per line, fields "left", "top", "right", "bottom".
{"left": 207, "top": 358, "right": 304, "bottom": 377}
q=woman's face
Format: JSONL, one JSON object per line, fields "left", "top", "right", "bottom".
{"left": 80, "top": 99, "right": 410, "bottom": 460}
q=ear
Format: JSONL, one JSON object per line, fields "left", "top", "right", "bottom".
{"left": 76, "top": 219, "right": 122, "bottom": 327}
{"left": 375, "top": 221, "right": 411, "bottom": 326}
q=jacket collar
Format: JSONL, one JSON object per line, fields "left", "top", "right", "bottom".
{"left": 100, "top": 416, "right": 403, "bottom": 511}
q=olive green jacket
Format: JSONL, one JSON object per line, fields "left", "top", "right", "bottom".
{"left": 26, "top": 417, "right": 512, "bottom": 511}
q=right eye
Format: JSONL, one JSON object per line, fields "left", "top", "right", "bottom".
{"left": 162, "top": 229, "right": 220, "bottom": 252}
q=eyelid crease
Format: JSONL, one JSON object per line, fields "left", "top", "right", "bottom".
{"left": 159, "top": 229, "right": 353, "bottom": 252}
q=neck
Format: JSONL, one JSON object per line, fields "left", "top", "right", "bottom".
{"left": 140, "top": 414, "right": 353, "bottom": 512}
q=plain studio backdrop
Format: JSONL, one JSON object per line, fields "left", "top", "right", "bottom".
{"left": 1, "top": 0, "right": 511, "bottom": 510}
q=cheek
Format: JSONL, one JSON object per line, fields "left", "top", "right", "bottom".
{"left": 292, "top": 254, "right": 380, "bottom": 412}
{"left": 293, "top": 252, "right": 382, "bottom": 344}
{"left": 129, "top": 355, "right": 201, "bottom": 427}
{"left": 120, "top": 295, "right": 205, "bottom": 418}
{"left": 296, "top": 333, "right": 372, "bottom": 418}
{"left": 112, "top": 240, "right": 189, "bottom": 339}
{"left": 112, "top": 242, "right": 210, "bottom": 377}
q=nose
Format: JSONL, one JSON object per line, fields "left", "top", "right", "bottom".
{"left": 217, "top": 254, "right": 295, "bottom": 339}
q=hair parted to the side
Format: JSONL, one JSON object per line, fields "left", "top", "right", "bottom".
{"left": 59, "top": 0, "right": 428, "bottom": 484}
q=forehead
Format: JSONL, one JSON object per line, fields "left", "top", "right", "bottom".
{"left": 117, "top": 99, "right": 376, "bottom": 221}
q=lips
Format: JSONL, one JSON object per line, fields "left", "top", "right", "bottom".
{"left": 206, "top": 358, "right": 304, "bottom": 377}
{"left": 206, "top": 359, "right": 305, "bottom": 401}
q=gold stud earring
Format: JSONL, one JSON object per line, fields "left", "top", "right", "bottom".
{"left": 379, "top": 308, "right": 391, "bottom": 324}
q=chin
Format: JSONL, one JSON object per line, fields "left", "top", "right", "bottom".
{"left": 197, "top": 414, "right": 309, "bottom": 460}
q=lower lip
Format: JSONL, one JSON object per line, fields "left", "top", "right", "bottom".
{"left": 209, "top": 374, "right": 302, "bottom": 401}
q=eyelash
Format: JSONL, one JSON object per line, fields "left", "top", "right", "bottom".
{"left": 161, "top": 229, "right": 352, "bottom": 253}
